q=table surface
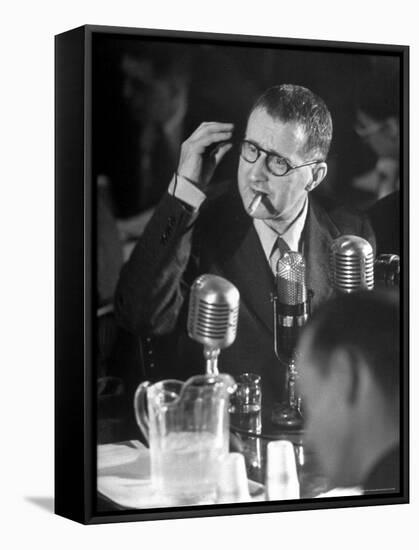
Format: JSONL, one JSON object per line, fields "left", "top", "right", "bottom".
{"left": 96, "top": 408, "right": 344, "bottom": 512}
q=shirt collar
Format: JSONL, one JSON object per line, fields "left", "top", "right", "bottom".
{"left": 253, "top": 198, "right": 309, "bottom": 258}
{"left": 253, "top": 218, "right": 279, "bottom": 260}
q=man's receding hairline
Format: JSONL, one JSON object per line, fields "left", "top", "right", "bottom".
{"left": 247, "top": 106, "right": 313, "bottom": 159}
{"left": 248, "top": 105, "right": 305, "bottom": 126}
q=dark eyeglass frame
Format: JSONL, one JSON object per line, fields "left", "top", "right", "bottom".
{"left": 240, "top": 139, "right": 323, "bottom": 177}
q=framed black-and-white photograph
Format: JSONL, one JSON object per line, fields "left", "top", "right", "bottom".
{"left": 55, "top": 24, "right": 408, "bottom": 524}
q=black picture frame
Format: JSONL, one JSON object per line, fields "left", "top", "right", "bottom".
{"left": 55, "top": 24, "right": 409, "bottom": 525}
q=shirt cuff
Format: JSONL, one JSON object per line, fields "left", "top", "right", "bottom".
{"left": 167, "top": 174, "right": 207, "bottom": 211}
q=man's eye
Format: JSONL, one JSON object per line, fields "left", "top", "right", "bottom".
{"left": 271, "top": 156, "right": 286, "bottom": 168}
{"left": 247, "top": 143, "right": 257, "bottom": 153}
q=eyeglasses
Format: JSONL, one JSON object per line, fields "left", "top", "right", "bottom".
{"left": 240, "top": 140, "right": 323, "bottom": 177}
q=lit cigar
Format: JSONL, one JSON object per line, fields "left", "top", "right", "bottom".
{"left": 247, "top": 192, "right": 263, "bottom": 215}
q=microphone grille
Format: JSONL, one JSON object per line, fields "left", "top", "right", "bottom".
{"left": 329, "top": 235, "right": 374, "bottom": 293}
{"left": 276, "top": 251, "right": 307, "bottom": 305}
{"left": 187, "top": 274, "right": 240, "bottom": 349}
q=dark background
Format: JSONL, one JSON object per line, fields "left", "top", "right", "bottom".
{"left": 92, "top": 34, "right": 400, "bottom": 217}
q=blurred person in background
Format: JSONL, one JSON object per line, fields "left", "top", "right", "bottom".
{"left": 351, "top": 58, "right": 401, "bottom": 253}
{"left": 353, "top": 59, "right": 400, "bottom": 203}
{"left": 120, "top": 43, "right": 191, "bottom": 212}
{"left": 297, "top": 291, "right": 400, "bottom": 493}
{"left": 354, "top": 59, "right": 401, "bottom": 255}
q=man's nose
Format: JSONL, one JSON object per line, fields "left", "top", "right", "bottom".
{"left": 249, "top": 154, "right": 269, "bottom": 183}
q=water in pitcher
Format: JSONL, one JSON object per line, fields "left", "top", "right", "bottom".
{"left": 152, "top": 431, "right": 225, "bottom": 505}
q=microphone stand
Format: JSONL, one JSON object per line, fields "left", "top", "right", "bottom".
{"left": 270, "top": 292, "right": 312, "bottom": 430}
{"left": 204, "top": 347, "right": 220, "bottom": 376}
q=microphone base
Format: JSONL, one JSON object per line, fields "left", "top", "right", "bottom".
{"left": 271, "top": 402, "right": 304, "bottom": 430}
{"left": 271, "top": 293, "right": 312, "bottom": 431}
{"left": 271, "top": 358, "right": 304, "bottom": 430}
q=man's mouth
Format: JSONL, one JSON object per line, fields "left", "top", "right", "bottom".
{"left": 247, "top": 191, "right": 267, "bottom": 214}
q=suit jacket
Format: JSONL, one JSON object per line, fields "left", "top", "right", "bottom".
{"left": 115, "top": 186, "right": 375, "bottom": 408}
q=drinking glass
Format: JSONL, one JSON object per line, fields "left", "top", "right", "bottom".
{"left": 229, "top": 373, "right": 262, "bottom": 414}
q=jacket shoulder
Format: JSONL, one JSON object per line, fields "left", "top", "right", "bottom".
{"left": 308, "top": 197, "right": 376, "bottom": 253}
{"left": 328, "top": 204, "right": 376, "bottom": 253}
{"left": 329, "top": 205, "right": 369, "bottom": 233}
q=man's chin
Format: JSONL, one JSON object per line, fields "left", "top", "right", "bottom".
{"left": 252, "top": 207, "right": 286, "bottom": 221}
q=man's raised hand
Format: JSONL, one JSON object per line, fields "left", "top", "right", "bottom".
{"left": 176, "top": 122, "right": 234, "bottom": 191}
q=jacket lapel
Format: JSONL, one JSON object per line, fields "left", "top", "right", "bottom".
{"left": 304, "top": 198, "right": 341, "bottom": 311}
{"left": 222, "top": 223, "right": 276, "bottom": 334}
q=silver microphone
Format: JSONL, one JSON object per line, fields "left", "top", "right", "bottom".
{"left": 274, "top": 251, "right": 311, "bottom": 361}
{"left": 329, "top": 235, "right": 374, "bottom": 293}
{"left": 187, "top": 274, "right": 240, "bottom": 375}
{"left": 277, "top": 251, "right": 308, "bottom": 306}
{"left": 271, "top": 251, "right": 310, "bottom": 429}
{"left": 374, "top": 254, "right": 400, "bottom": 287}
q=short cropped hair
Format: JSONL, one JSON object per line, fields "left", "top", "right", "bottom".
{"left": 251, "top": 84, "right": 333, "bottom": 161}
{"left": 304, "top": 291, "right": 400, "bottom": 403}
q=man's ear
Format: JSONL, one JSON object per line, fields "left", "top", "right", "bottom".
{"left": 305, "top": 162, "right": 328, "bottom": 192}
{"left": 328, "top": 348, "right": 361, "bottom": 406}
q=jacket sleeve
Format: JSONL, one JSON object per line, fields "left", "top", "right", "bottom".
{"left": 114, "top": 193, "right": 200, "bottom": 336}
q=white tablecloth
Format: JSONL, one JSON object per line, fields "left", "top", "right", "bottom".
{"left": 97, "top": 440, "right": 265, "bottom": 509}
{"left": 97, "top": 441, "right": 362, "bottom": 509}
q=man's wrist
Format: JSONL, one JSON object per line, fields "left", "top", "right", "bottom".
{"left": 168, "top": 173, "right": 207, "bottom": 210}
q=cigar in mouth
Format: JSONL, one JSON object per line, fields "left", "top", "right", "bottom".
{"left": 247, "top": 192, "right": 264, "bottom": 215}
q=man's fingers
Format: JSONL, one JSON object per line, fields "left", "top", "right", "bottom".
{"left": 200, "top": 121, "right": 234, "bottom": 129}
{"left": 177, "top": 121, "right": 234, "bottom": 187}
{"left": 213, "top": 142, "right": 233, "bottom": 164}
{"left": 190, "top": 131, "right": 233, "bottom": 151}
{"left": 189, "top": 122, "right": 234, "bottom": 141}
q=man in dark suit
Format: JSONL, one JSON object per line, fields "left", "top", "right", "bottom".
{"left": 115, "top": 84, "right": 375, "bottom": 409}
{"left": 296, "top": 291, "right": 400, "bottom": 493}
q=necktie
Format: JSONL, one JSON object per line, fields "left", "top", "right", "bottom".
{"left": 269, "top": 237, "right": 290, "bottom": 274}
